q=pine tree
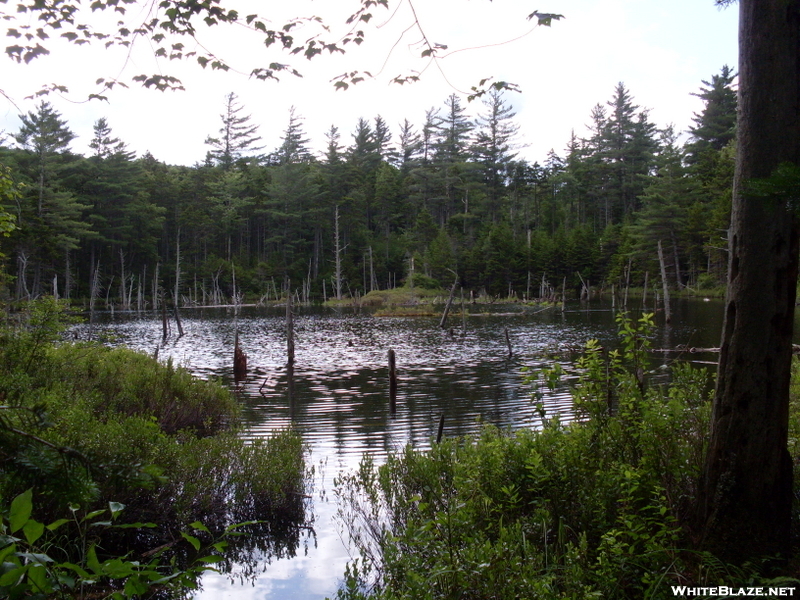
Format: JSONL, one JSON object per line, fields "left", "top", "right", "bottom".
{"left": 430, "top": 95, "right": 477, "bottom": 226}
{"left": 601, "top": 83, "right": 658, "bottom": 220}
{"left": 274, "top": 107, "right": 312, "bottom": 165}
{"left": 472, "top": 90, "right": 520, "bottom": 222}
{"left": 396, "top": 119, "right": 421, "bottom": 175}
{"left": 205, "top": 92, "right": 263, "bottom": 170}
{"left": 685, "top": 66, "right": 737, "bottom": 169}
{"left": 630, "top": 127, "right": 702, "bottom": 289}
{"left": 373, "top": 115, "right": 396, "bottom": 163}
{"left": 83, "top": 118, "right": 164, "bottom": 304}
{"left": 13, "top": 102, "right": 90, "bottom": 298}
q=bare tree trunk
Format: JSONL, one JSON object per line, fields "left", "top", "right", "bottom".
{"left": 642, "top": 271, "right": 648, "bottom": 309}
{"left": 89, "top": 259, "right": 100, "bottom": 318}
{"left": 16, "top": 252, "right": 29, "bottom": 300}
{"left": 119, "top": 248, "right": 127, "bottom": 310}
{"left": 369, "top": 246, "right": 377, "bottom": 292}
{"left": 64, "top": 250, "right": 71, "bottom": 300}
{"left": 657, "top": 240, "right": 671, "bottom": 324}
{"left": 439, "top": 273, "right": 459, "bottom": 329}
{"left": 699, "top": 0, "right": 800, "bottom": 564}
{"left": 671, "top": 232, "right": 684, "bottom": 289}
{"left": 152, "top": 262, "right": 160, "bottom": 310}
{"left": 334, "top": 205, "right": 343, "bottom": 300}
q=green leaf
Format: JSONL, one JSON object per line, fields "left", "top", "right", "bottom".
{"left": 124, "top": 574, "right": 149, "bottom": 596}
{"left": 113, "top": 522, "right": 157, "bottom": 529}
{"left": 89, "top": 520, "right": 112, "bottom": 528}
{"left": 189, "top": 521, "right": 210, "bottom": 533}
{"left": 9, "top": 489, "right": 33, "bottom": 533}
{"left": 180, "top": 532, "right": 200, "bottom": 551}
{"left": 0, "top": 545, "right": 16, "bottom": 564}
{"left": 46, "top": 519, "right": 69, "bottom": 532}
{"left": 59, "top": 562, "right": 93, "bottom": 579}
{"left": 0, "top": 563, "right": 28, "bottom": 586}
{"left": 27, "top": 563, "right": 51, "bottom": 593}
{"left": 23, "top": 519, "right": 44, "bottom": 545}
{"left": 18, "top": 552, "right": 53, "bottom": 565}
{"left": 196, "top": 555, "right": 224, "bottom": 564}
{"left": 87, "top": 545, "right": 102, "bottom": 575}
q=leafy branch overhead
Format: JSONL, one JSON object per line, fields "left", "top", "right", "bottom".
{"left": 1, "top": 0, "right": 561, "bottom": 98}
{"left": 527, "top": 10, "right": 565, "bottom": 27}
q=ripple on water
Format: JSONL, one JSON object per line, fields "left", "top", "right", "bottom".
{"left": 76, "top": 303, "right": 722, "bottom": 600}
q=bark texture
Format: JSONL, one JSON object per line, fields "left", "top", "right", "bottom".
{"left": 699, "top": 0, "right": 800, "bottom": 562}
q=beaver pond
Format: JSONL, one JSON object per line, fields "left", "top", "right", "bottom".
{"left": 80, "top": 298, "right": 729, "bottom": 599}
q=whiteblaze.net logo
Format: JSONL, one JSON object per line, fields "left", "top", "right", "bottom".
{"left": 671, "top": 587, "right": 796, "bottom": 597}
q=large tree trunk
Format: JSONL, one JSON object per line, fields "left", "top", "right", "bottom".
{"left": 699, "top": 0, "right": 800, "bottom": 563}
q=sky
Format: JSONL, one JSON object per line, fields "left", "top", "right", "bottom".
{"left": 0, "top": 0, "right": 739, "bottom": 166}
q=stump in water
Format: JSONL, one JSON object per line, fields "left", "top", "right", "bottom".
{"left": 439, "top": 274, "right": 459, "bottom": 329}
{"left": 234, "top": 331, "right": 247, "bottom": 382}
{"left": 388, "top": 349, "right": 397, "bottom": 415}
{"left": 286, "top": 293, "right": 295, "bottom": 405}
{"left": 161, "top": 300, "right": 169, "bottom": 341}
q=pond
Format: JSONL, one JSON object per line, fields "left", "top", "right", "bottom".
{"left": 80, "top": 298, "right": 728, "bottom": 599}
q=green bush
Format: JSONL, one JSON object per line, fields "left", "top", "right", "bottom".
{"left": 0, "top": 298, "right": 309, "bottom": 572}
{"left": 333, "top": 313, "right": 717, "bottom": 599}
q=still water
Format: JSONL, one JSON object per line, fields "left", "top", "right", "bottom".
{"left": 81, "top": 299, "right": 727, "bottom": 599}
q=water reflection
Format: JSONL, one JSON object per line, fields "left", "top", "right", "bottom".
{"left": 77, "top": 301, "right": 726, "bottom": 599}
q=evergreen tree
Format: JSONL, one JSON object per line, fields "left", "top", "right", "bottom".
{"left": 630, "top": 127, "right": 702, "bottom": 289}
{"left": 274, "top": 107, "right": 312, "bottom": 165}
{"left": 12, "top": 102, "right": 90, "bottom": 298}
{"left": 396, "top": 119, "right": 421, "bottom": 175}
{"left": 685, "top": 66, "right": 737, "bottom": 170}
{"left": 373, "top": 115, "right": 396, "bottom": 163}
{"left": 205, "top": 92, "right": 263, "bottom": 170}
{"left": 82, "top": 118, "right": 164, "bottom": 304}
{"left": 346, "top": 117, "right": 381, "bottom": 233}
{"left": 600, "top": 83, "right": 658, "bottom": 220}
{"left": 430, "top": 95, "right": 477, "bottom": 226}
{"left": 472, "top": 90, "right": 520, "bottom": 223}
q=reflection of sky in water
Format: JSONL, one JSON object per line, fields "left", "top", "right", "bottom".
{"left": 77, "top": 301, "right": 725, "bottom": 599}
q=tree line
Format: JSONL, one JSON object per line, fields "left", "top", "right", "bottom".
{"left": 0, "top": 68, "right": 736, "bottom": 306}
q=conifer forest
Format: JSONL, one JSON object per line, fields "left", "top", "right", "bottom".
{"left": 0, "top": 70, "right": 736, "bottom": 305}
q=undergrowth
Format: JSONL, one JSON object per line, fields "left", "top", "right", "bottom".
{"left": 0, "top": 298, "right": 310, "bottom": 596}
{"left": 333, "top": 312, "right": 800, "bottom": 599}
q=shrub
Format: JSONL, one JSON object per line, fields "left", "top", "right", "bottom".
{"left": 333, "top": 313, "right": 717, "bottom": 599}
{"left": 0, "top": 298, "right": 310, "bottom": 575}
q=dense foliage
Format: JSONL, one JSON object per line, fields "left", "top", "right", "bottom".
{"left": 0, "top": 299, "right": 310, "bottom": 597}
{"left": 332, "top": 315, "right": 800, "bottom": 599}
{"left": 0, "top": 71, "right": 736, "bottom": 307}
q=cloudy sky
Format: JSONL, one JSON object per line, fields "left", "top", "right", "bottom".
{"left": 0, "top": 0, "right": 738, "bottom": 166}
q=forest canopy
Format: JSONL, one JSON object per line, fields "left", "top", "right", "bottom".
{"left": 0, "top": 71, "right": 736, "bottom": 306}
